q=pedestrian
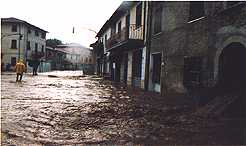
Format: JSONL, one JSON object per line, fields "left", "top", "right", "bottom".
{"left": 14, "top": 59, "right": 26, "bottom": 82}
{"left": 32, "top": 60, "right": 40, "bottom": 75}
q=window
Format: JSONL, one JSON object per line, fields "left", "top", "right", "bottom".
{"left": 41, "top": 45, "right": 44, "bottom": 52}
{"left": 111, "top": 24, "right": 116, "bottom": 34}
{"left": 101, "top": 38, "right": 104, "bottom": 44}
{"left": 41, "top": 33, "right": 45, "bottom": 39}
{"left": 117, "top": 21, "right": 121, "bottom": 33}
{"left": 136, "top": 3, "right": 142, "bottom": 27}
{"left": 104, "top": 34, "right": 107, "bottom": 47}
{"left": 183, "top": 56, "right": 203, "bottom": 88}
{"left": 27, "top": 41, "right": 31, "bottom": 50}
{"left": 11, "top": 57, "right": 16, "bottom": 66}
{"left": 89, "top": 58, "right": 92, "bottom": 63}
{"left": 11, "top": 40, "right": 17, "bottom": 49}
{"left": 35, "top": 43, "right": 38, "bottom": 52}
{"left": 154, "top": 3, "right": 162, "bottom": 34}
{"left": 189, "top": 2, "right": 204, "bottom": 21}
{"left": 35, "top": 30, "right": 39, "bottom": 37}
{"left": 152, "top": 53, "right": 162, "bottom": 83}
{"left": 28, "top": 29, "right": 31, "bottom": 34}
{"left": 126, "top": 14, "right": 130, "bottom": 37}
{"left": 86, "top": 57, "right": 88, "bottom": 63}
{"left": 12, "top": 25, "right": 17, "bottom": 32}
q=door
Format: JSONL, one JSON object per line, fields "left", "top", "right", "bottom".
{"left": 126, "top": 14, "right": 130, "bottom": 38}
{"left": 152, "top": 53, "right": 161, "bottom": 92}
{"left": 132, "top": 49, "right": 142, "bottom": 87}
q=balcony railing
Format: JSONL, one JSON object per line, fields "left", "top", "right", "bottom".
{"left": 106, "top": 24, "right": 144, "bottom": 50}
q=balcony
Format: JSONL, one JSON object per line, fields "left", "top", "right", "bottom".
{"left": 106, "top": 24, "right": 144, "bottom": 51}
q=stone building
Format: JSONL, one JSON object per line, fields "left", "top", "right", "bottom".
{"left": 147, "top": 1, "right": 246, "bottom": 94}
{"left": 1, "top": 17, "right": 47, "bottom": 71}
{"left": 91, "top": 1, "right": 246, "bottom": 95}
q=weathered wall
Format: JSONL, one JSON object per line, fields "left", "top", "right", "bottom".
{"left": 149, "top": 2, "right": 246, "bottom": 94}
{"left": 1, "top": 22, "right": 46, "bottom": 67}
{"left": 208, "top": 4, "right": 246, "bottom": 86}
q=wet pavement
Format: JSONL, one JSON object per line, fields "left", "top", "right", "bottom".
{"left": 1, "top": 71, "right": 246, "bottom": 145}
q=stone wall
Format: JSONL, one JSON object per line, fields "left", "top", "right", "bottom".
{"left": 149, "top": 2, "right": 246, "bottom": 94}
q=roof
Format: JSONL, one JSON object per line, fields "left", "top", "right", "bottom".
{"left": 55, "top": 43, "right": 92, "bottom": 55}
{"left": 57, "top": 43, "right": 89, "bottom": 49}
{"left": 1, "top": 17, "right": 48, "bottom": 33}
{"left": 55, "top": 47, "right": 71, "bottom": 54}
{"left": 46, "top": 46, "right": 54, "bottom": 50}
{"left": 96, "top": 1, "right": 138, "bottom": 37}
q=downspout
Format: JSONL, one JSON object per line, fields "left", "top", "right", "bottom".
{"left": 144, "top": 1, "right": 152, "bottom": 90}
{"left": 18, "top": 23, "right": 21, "bottom": 60}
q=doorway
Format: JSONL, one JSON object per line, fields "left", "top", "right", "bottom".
{"left": 218, "top": 42, "right": 246, "bottom": 92}
{"left": 151, "top": 53, "right": 162, "bottom": 92}
{"left": 132, "top": 49, "right": 142, "bottom": 88}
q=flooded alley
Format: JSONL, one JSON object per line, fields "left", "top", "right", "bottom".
{"left": 1, "top": 71, "right": 246, "bottom": 145}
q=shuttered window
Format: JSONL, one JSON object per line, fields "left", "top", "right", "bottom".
{"left": 154, "top": 3, "right": 162, "bottom": 34}
{"left": 183, "top": 56, "right": 202, "bottom": 88}
{"left": 189, "top": 2, "right": 204, "bottom": 21}
{"left": 136, "top": 3, "right": 142, "bottom": 27}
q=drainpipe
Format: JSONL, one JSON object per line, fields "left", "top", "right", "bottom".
{"left": 18, "top": 23, "right": 21, "bottom": 60}
{"left": 144, "top": 1, "right": 153, "bottom": 90}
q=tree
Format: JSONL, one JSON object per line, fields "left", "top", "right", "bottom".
{"left": 46, "top": 38, "right": 63, "bottom": 48}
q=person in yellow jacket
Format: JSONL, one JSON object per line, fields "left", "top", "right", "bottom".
{"left": 14, "top": 60, "right": 26, "bottom": 82}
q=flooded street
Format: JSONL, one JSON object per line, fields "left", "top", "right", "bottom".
{"left": 1, "top": 71, "right": 246, "bottom": 145}
{"left": 1, "top": 71, "right": 107, "bottom": 145}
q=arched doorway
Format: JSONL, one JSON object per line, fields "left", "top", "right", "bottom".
{"left": 218, "top": 42, "right": 246, "bottom": 93}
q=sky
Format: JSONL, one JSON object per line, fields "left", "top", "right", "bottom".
{"left": 0, "top": 0, "right": 123, "bottom": 48}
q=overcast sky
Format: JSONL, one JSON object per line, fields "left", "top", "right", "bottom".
{"left": 0, "top": 0, "right": 123, "bottom": 47}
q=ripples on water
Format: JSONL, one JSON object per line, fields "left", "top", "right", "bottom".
{"left": 1, "top": 71, "right": 107, "bottom": 145}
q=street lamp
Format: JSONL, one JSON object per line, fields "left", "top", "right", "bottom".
{"left": 72, "top": 26, "right": 97, "bottom": 35}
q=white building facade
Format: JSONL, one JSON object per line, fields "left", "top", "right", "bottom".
{"left": 1, "top": 17, "right": 47, "bottom": 71}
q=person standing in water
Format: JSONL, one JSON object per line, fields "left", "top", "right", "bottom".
{"left": 14, "top": 60, "right": 26, "bottom": 82}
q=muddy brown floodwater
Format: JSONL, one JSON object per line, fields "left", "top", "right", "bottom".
{"left": 1, "top": 71, "right": 246, "bottom": 145}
